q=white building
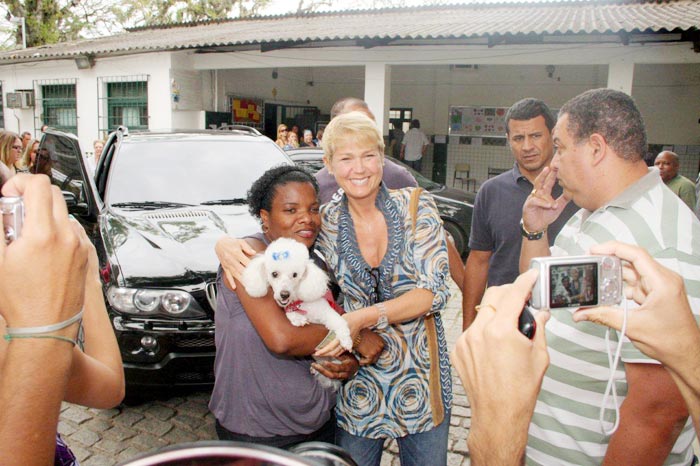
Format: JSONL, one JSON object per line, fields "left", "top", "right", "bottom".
{"left": 1, "top": 1, "right": 699, "bottom": 184}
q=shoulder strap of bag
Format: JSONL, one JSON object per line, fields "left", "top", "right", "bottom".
{"left": 409, "top": 187, "right": 424, "bottom": 235}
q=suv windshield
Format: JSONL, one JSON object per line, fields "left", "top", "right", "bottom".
{"left": 105, "top": 138, "right": 290, "bottom": 206}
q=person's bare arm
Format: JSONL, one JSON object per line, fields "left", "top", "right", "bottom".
{"left": 667, "top": 366, "right": 700, "bottom": 440}
{"left": 603, "top": 363, "right": 688, "bottom": 465}
{"left": 446, "top": 237, "right": 464, "bottom": 292}
{"left": 462, "top": 249, "right": 491, "bottom": 330}
{"left": 452, "top": 269, "right": 550, "bottom": 466}
{"left": 0, "top": 175, "right": 89, "bottom": 466}
{"left": 216, "top": 235, "right": 256, "bottom": 289}
{"left": 315, "top": 288, "right": 435, "bottom": 357}
{"left": 64, "top": 242, "right": 125, "bottom": 409}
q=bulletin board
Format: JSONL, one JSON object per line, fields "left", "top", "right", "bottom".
{"left": 448, "top": 106, "right": 508, "bottom": 137}
{"left": 231, "top": 96, "right": 263, "bottom": 125}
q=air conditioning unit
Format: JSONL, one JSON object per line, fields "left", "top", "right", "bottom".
{"left": 6, "top": 90, "right": 35, "bottom": 109}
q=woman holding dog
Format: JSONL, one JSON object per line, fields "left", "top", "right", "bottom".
{"left": 217, "top": 112, "right": 452, "bottom": 465}
{"left": 209, "top": 165, "right": 384, "bottom": 449}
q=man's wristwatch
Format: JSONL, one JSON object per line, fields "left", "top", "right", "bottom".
{"left": 375, "top": 302, "right": 388, "bottom": 330}
{"left": 520, "top": 219, "right": 546, "bottom": 241}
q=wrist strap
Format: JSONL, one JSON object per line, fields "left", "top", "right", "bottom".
{"left": 6, "top": 309, "right": 84, "bottom": 335}
{"left": 4, "top": 334, "right": 77, "bottom": 346}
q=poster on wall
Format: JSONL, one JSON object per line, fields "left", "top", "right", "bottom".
{"left": 448, "top": 106, "right": 509, "bottom": 137}
{"left": 231, "top": 97, "right": 263, "bottom": 124}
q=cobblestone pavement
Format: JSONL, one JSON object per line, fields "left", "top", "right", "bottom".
{"left": 60, "top": 280, "right": 471, "bottom": 465}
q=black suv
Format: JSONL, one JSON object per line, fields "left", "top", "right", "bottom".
{"left": 37, "top": 127, "right": 293, "bottom": 391}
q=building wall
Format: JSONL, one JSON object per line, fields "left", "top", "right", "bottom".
{"left": 2, "top": 51, "right": 697, "bottom": 181}
{"left": 0, "top": 52, "right": 173, "bottom": 158}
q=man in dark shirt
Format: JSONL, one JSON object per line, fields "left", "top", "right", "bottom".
{"left": 462, "top": 98, "right": 578, "bottom": 329}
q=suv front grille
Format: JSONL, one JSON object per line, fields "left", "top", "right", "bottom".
{"left": 176, "top": 335, "right": 215, "bottom": 348}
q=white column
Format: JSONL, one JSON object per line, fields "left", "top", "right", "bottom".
{"left": 76, "top": 70, "right": 99, "bottom": 156}
{"left": 607, "top": 62, "right": 634, "bottom": 95}
{"left": 364, "top": 63, "right": 391, "bottom": 136}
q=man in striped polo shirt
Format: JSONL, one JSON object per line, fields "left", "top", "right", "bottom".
{"left": 520, "top": 88, "right": 700, "bottom": 465}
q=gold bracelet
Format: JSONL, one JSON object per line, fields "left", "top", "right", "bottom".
{"left": 474, "top": 304, "right": 497, "bottom": 313}
{"left": 352, "top": 332, "right": 363, "bottom": 349}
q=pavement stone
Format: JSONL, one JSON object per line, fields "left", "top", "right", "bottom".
{"left": 61, "top": 278, "right": 471, "bottom": 465}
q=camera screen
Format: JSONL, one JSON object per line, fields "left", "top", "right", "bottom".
{"left": 549, "top": 262, "right": 598, "bottom": 309}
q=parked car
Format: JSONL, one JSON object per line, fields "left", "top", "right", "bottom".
{"left": 37, "top": 126, "right": 294, "bottom": 391}
{"left": 286, "top": 148, "right": 475, "bottom": 256}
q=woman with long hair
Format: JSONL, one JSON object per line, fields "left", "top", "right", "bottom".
{"left": 0, "top": 131, "right": 23, "bottom": 178}
{"left": 275, "top": 124, "right": 289, "bottom": 148}
{"left": 16, "top": 139, "right": 39, "bottom": 173}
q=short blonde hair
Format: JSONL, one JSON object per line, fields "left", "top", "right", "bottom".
{"left": 323, "top": 111, "right": 385, "bottom": 163}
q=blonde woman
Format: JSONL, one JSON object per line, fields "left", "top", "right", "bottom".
{"left": 275, "top": 124, "right": 289, "bottom": 148}
{"left": 314, "top": 111, "right": 451, "bottom": 466}
{"left": 16, "top": 139, "right": 39, "bottom": 173}
{"left": 0, "top": 131, "right": 22, "bottom": 177}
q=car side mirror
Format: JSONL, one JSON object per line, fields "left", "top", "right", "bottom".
{"left": 63, "top": 191, "right": 89, "bottom": 217}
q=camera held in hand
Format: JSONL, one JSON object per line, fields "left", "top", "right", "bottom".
{"left": 1, "top": 197, "right": 23, "bottom": 244}
{"left": 529, "top": 255, "right": 623, "bottom": 310}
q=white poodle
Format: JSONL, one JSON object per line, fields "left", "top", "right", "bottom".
{"left": 241, "top": 237, "right": 353, "bottom": 388}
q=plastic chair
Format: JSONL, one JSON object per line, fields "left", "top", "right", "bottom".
{"left": 453, "top": 163, "right": 477, "bottom": 191}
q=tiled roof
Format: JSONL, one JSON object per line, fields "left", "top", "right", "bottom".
{"left": 1, "top": 1, "right": 698, "bottom": 63}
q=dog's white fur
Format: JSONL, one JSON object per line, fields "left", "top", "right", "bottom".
{"left": 241, "top": 237, "right": 353, "bottom": 388}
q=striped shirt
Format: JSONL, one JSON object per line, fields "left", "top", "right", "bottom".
{"left": 527, "top": 169, "right": 700, "bottom": 466}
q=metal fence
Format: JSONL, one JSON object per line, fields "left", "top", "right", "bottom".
{"left": 97, "top": 75, "right": 149, "bottom": 137}
{"left": 34, "top": 79, "right": 78, "bottom": 135}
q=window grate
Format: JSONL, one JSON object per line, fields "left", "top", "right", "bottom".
{"left": 97, "top": 76, "right": 149, "bottom": 138}
{"left": 34, "top": 79, "right": 78, "bottom": 135}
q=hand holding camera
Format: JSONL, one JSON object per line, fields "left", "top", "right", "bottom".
{"left": 572, "top": 242, "right": 700, "bottom": 371}
{"left": 0, "top": 174, "right": 89, "bottom": 330}
{"left": 451, "top": 269, "right": 550, "bottom": 464}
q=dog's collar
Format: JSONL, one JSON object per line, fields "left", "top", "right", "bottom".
{"left": 285, "top": 300, "right": 306, "bottom": 315}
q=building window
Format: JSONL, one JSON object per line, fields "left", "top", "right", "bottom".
{"left": 98, "top": 76, "right": 149, "bottom": 137}
{"left": 34, "top": 80, "right": 78, "bottom": 135}
{"left": 389, "top": 108, "right": 413, "bottom": 133}
{"left": 0, "top": 83, "right": 4, "bottom": 129}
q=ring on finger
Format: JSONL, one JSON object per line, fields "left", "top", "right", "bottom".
{"left": 475, "top": 304, "right": 497, "bottom": 313}
{"left": 530, "top": 188, "right": 538, "bottom": 196}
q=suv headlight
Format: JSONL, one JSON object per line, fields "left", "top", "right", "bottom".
{"left": 107, "top": 287, "right": 206, "bottom": 318}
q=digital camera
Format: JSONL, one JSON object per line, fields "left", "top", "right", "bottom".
{"left": 1, "top": 197, "right": 24, "bottom": 243}
{"left": 529, "top": 255, "right": 622, "bottom": 310}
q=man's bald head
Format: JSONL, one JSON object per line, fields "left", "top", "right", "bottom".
{"left": 654, "top": 151, "right": 680, "bottom": 183}
{"left": 330, "top": 97, "right": 376, "bottom": 121}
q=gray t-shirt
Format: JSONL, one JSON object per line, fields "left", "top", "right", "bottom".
{"left": 209, "top": 234, "right": 337, "bottom": 437}
{"left": 469, "top": 163, "right": 579, "bottom": 286}
{"left": 316, "top": 158, "right": 418, "bottom": 205}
